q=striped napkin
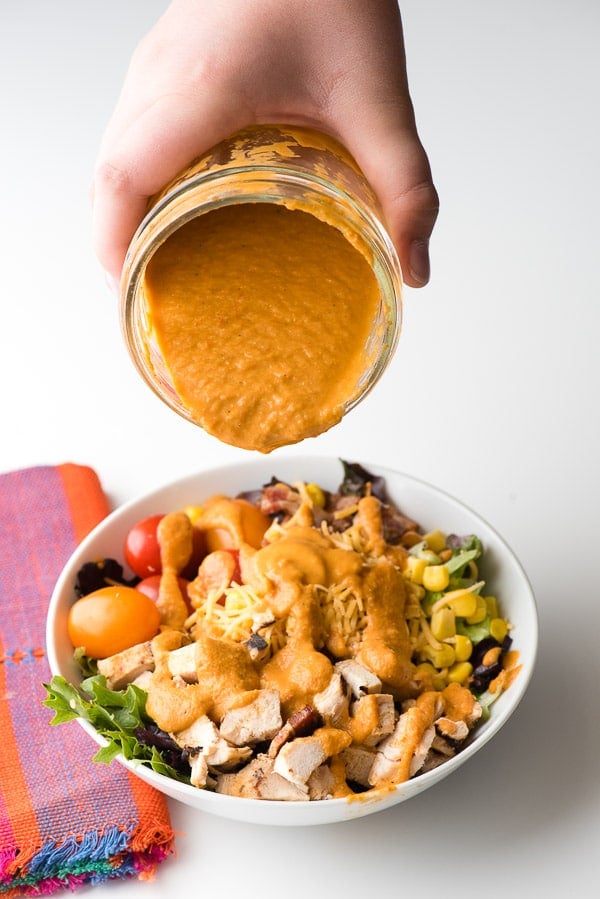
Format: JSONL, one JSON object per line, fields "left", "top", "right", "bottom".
{"left": 0, "top": 464, "right": 175, "bottom": 896}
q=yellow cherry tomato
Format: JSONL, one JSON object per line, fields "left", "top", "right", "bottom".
{"left": 67, "top": 586, "right": 161, "bottom": 659}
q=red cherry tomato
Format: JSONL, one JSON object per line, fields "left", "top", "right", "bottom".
{"left": 67, "top": 586, "right": 161, "bottom": 659}
{"left": 135, "top": 574, "right": 194, "bottom": 615}
{"left": 181, "top": 527, "right": 208, "bottom": 580}
{"left": 124, "top": 514, "right": 165, "bottom": 578}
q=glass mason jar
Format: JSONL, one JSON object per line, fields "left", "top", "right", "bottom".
{"left": 120, "top": 124, "right": 403, "bottom": 452}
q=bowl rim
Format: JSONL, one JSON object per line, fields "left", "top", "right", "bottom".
{"left": 46, "top": 454, "right": 539, "bottom": 824}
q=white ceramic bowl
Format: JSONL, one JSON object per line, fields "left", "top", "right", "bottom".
{"left": 46, "top": 456, "right": 538, "bottom": 826}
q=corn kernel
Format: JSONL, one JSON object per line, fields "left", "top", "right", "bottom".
{"left": 447, "top": 661, "right": 473, "bottom": 684}
{"left": 422, "top": 643, "right": 456, "bottom": 669}
{"left": 430, "top": 607, "right": 456, "bottom": 641}
{"left": 404, "top": 556, "right": 428, "bottom": 585}
{"left": 466, "top": 595, "right": 488, "bottom": 624}
{"left": 183, "top": 504, "right": 204, "bottom": 525}
{"left": 446, "top": 591, "right": 478, "bottom": 618}
{"left": 485, "top": 595, "right": 499, "bottom": 618}
{"left": 420, "top": 549, "right": 442, "bottom": 565}
{"left": 414, "top": 662, "right": 437, "bottom": 688}
{"left": 305, "top": 483, "right": 325, "bottom": 508}
{"left": 453, "top": 634, "right": 473, "bottom": 662}
{"left": 424, "top": 529, "right": 447, "bottom": 554}
{"left": 490, "top": 617, "right": 508, "bottom": 642}
{"left": 431, "top": 581, "right": 485, "bottom": 618}
{"left": 423, "top": 563, "right": 450, "bottom": 592}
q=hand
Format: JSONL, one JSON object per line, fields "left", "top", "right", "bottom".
{"left": 92, "top": 0, "right": 439, "bottom": 289}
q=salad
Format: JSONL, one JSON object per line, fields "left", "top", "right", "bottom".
{"left": 44, "top": 461, "right": 521, "bottom": 802}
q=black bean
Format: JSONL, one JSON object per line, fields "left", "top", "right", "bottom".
{"left": 471, "top": 636, "right": 501, "bottom": 669}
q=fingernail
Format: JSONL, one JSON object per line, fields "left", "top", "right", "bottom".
{"left": 104, "top": 271, "right": 118, "bottom": 295}
{"left": 409, "top": 239, "right": 431, "bottom": 285}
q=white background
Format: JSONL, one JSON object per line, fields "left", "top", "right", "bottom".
{"left": 1, "top": 1, "right": 599, "bottom": 896}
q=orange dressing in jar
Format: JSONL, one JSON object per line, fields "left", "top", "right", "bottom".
{"left": 121, "top": 126, "right": 402, "bottom": 452}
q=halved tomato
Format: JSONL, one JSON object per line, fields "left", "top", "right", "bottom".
{"left": 67, "top": 585, "right": 161, "bottom": 658}
{"left": 135, "top": 574, "right": 194, "bottom": 615}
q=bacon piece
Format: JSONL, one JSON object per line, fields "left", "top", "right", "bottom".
{"left": 268, "top": 705, "right": 323, "bottom": 757}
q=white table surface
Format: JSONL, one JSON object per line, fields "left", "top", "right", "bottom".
{"left": 2, "top": 1, "right": 599, "bottom": 896}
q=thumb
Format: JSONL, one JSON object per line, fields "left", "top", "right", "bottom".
{"left": 341, "top": 117, "right": 439, "bottom": 289}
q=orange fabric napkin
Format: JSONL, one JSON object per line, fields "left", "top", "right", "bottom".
{"left": 0, "top": 464, "right": 175, "bottom": 896}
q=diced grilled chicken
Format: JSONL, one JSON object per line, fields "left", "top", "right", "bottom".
{"left": 402, "top": 694, "right": 444, "bottom": 719}
{"left": 215, "top": 754, "right": 309, "bottom": 801}
{"left": 350, "top": 692, "right": 396, "bottom": 746}
{"left": 173, "top": 715, "right": 252, "bottom": 775}
{"left": 172, "top": 714, "right": 221, "bottom": 750}
{"left": 435, "top": 716, "right": 469, "bottom": 742}
{"left": 440, "top": 682, "right": 482, "bottom": 728}
{"left": 431, "top": 734, "right": 458, "bottom": 757}
{"left": 307, "top": 764, "right": 335, "bottom": 800}
{"left": 166, "top": 642, "right": 200, "bottom": 683}
{"left": 97, "top": 641, "right": 154, "bottom": 690}
{"left": 219, "top": 690, "right": 283, "bottom": 746}
{"left": 313, "top": 672, "right": 348, "bottom": 726}
{"left": 188, "top": 751, "right": 210, "bottom": 788}
{"left": 340, "top": 746, "right": 376, "bottom": 787}
{"left": 464, "top": 701, "right": 482, "bottom": 729}
{"left": 131, "top": 670, "right": 154, "bottom": 691}
{"left": 369, "top": 706, "right": 435, "bottom": 787}
{"left": 274, "top": 727, "right": 351, "bottom": 788}
{"left": 334, "top": 659, "right": 382, "bottom": 699}
{"left": 420, "top": 751, "right": 452, "bottom": 774}
{"left": 409, "top": 725, "right": 436, "bottom": 776}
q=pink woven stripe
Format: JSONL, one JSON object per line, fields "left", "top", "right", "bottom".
{"left": 0, "top": 467, "right": 139, "bottom": 841}
{"left": 0, "top": 466, "right": 75, "bottom": 651}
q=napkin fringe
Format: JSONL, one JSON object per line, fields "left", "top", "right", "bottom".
{"left": 0, "top": 822, "right": 174, "bottom": 894}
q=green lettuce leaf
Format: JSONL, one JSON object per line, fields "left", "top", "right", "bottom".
{"left": 42, "top": 674, "right": 189, "bottom": 783}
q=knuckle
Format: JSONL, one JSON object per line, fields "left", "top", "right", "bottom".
{"left": 391, "top": 177, "right": 440, "bottom": 231}
{"left": 397, "top": 177, "right": 439, "bottom": 212}
{"left": 93, "top": 159, "right": 135, "bottom": 198}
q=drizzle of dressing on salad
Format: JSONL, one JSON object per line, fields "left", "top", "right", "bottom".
{"left": 146, "top": 496, "right": 416, "bottom": 731}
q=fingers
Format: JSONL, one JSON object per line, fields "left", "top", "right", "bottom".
{"left": 91, "top": 2, "right": 249, "bottom": 285}
{"left": 92, "top": 89, "right": 242, "bottom": 285}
